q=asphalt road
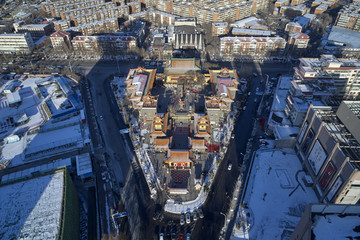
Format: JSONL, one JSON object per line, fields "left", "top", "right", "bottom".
{"left": 81, "top": 61, "right": 156, "bottom": 239}
{"left": 190, "top": 64, "right": 293, "bottom": 240}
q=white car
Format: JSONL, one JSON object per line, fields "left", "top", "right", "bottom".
{"left": 186, "top": 212, "right": 191, "bottom": 224}
{"left": 228, "top": 162, "right": 232, "bottom": 170}
{"left": 180, "top": 213, "right": 185, "bottom": 225}
{"left": 193, "top": 210, "right": 198, "bottom": 221}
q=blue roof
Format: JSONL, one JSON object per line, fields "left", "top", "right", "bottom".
{"left": 56, "top": 77, "right": 73, "bottom": 96}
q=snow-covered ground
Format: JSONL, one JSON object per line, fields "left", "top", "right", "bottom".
{"left": 232, "top": 149, "right": 318, "bottom": 240}
{"left": 0, "top": 171, "right": 64, "bottom": 239}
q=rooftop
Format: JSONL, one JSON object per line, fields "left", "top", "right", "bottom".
{"left": 313, "top": 106, "right": 360, "bottom": 166}
{"left": 236, "top": 149, "right": 318, "bottom": 239}
{"left": 0, "top": 171, "right": 65, "bottom": 239}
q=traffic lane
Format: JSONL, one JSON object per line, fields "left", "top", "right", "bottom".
{"left": 103, "top": 77, "right": 127, "bottom": 130}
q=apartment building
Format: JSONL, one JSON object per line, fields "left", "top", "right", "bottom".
{"left": 170, "top": 0, "right": 254, "bottom": 24}
{"left": 0, "top": 33, "right": 35, "bottom": 54}
{"left": 295, "top": 102, "right": 360, "bottom": 204}
{"left": 67, "top": 18, "right": 119, "bottom": 35}
{"left": 41, "top": 0, "right": 91, "bottom": 14}
{"left": 293, "top": 55, "right": 360, "bottom": 100}
{"left": 285, "top": 22, "right": 302, "bottom": 33}
{"left": 280, "top": 4, "right": 309, "bottom": 16}
{"left": 50, "top": 0, "right": 106, "bottom": 18}
{"left": 335, "top": 4, "right": 360, "bottom": 32}
{"left": 211, "top": 22, "right": 229, "bottom": 36}
{"left": 129, "top": 10, "right": 178, "bottom": 26}
{"left": 72, "top": 35, "right": 137, "bottom": 55}
{"left": 50, "top": 31, "right": 71, "bottom": 50}
{"left": 288, "top": 32, "right": 309, "bottom": 55}
{"left": 53, "top": 20, "right": 70, "bottom": 31}
{"left": 71, "top": 5, "right": 128, "bottom": 27}
{"left": 60, "top": 2, "right": 117, "bottom": 21}
{"left": 220, "top": 36, "right": 287, "bottom": 57}
{"left": 127, "top": 2, "right": 142, "bottom": 14}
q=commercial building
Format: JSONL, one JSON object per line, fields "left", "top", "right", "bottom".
{"left": 324, "top": 26, "right": 360, "bottom": 58}
{"left": 335, "top": 4, "right": 360, "bottom": 32}
{"left": 220, "top": 36, "right": 287, "bottom": 57}
{"left": 0, "top": 33, "right": 35, "bottom": 54}
{"left": 291, "top": 204, "right": 360, "bottom": 240}
{"left": 0, "top": 169, "right": 79, "bottom": 240}
{"left": 14, "top": 22, "right": 54, "bottom": 39}
{"left": 295, "top": 101, "right": 360, "bottom": 204}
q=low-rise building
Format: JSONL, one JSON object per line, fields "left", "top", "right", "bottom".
{"left": 232, "top": 28, "right": 272, "bottom": 36}
{"left": 211, "top": 22, "right": 229, "bottom": 36}
{"left": 288, "top": 32, "right": 309, "bottom": 55}
{"left": 50, "top": 31, "right": 71, "bottom": 50}
{"left": 285, "top": 21, "right": 303, "bottom": 33}
{"left": 280, "top": 4, "right": 309, "bottom": 17}
{"left": 295, "top": 102, "right": 360, "bottom": 204}
{"left": 291, "top": 204, "right": 360, "bottom": 240}
{"left": 0, "top": 33, "right": 35, "bottom": 54}
{"left": 173, "top": 17, "right": 203, "bottom": 50}
{"left": 314, "top": 4, "right": 328, "bottom": 14}
{"left": 67, "top": 18, "right": 119, "bottom": 35}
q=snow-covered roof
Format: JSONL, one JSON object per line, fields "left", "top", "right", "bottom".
{"left": 328, "top": 26, "right": 360, "bottom": 48}
{"left": 237, "top": 149, "right": 318, "bottom": 239}
{"left": 274, "top": 125, "right": 300, "bottom": 139}
{"left": 0, "top": 171, "right": 65, "bottom": 239}
{"left": 313, "top": 213, "right": 360, "bottom": 239}
{"left": 6, "top": 91, "right": 21, "bottom": 104}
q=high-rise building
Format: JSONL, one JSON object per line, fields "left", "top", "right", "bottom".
{"left": 295, "top": 101, "right": 360, "bottom": 204}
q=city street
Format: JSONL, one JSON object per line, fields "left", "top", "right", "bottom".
{"left": 190, "top": 64, "right": 293, "bottom": 240}
{"left": 13, "top": 58, "right": 294, "bottom": 239}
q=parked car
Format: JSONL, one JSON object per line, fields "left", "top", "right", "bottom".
{"left": 186, "top": 212, "right": 191, "bottom": 224}
{"left": 180, "top": 213, "right": 185, "bottom": 225}
{"left": 193, "top": 210, "right": 198, "bottom": 221}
